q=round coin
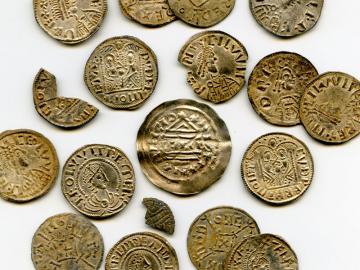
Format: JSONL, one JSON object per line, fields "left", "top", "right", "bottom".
{"left": 187, "top": 206, "right": 260, "bottom": 270}
{"left": 179, "top": 31, "right": 248, "bottom": 104}
{"left": 300, "top": 72, "right": 360, "bottom": 144}
{"left": 137, "top": 99, "right": 232, "bottom": 196}
{"left": 224, "top": 234, "right": 298, "bottom": 270}
{"left": 33, "top": 0, "right": 107, "bottom": 44}
{"left": 168, "top": 0, "right": 235, "bottom": 28}
{"left": 250, "top": 0, "right": 324, "bottom": 37}
{"left": 248, "top": 52, "right": 318, "bottom": 126}
{"left": 32, "top": 213, "right": 104, "bottom": 270}
{"left": 105, "top": 232, "right": 179, "bottom": 270}
{"left": 62, "top": 144, "right": 135, "bottom": 218}
{"left": 84, "top": 36, "right": 158, "bottom": 110}
{"left": 0, "top": 129, "right": 58, "bottom": 202}
{"left": 242, "top": 133, "right": 313, "bottom": 205}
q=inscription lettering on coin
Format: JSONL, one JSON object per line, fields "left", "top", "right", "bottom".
{"left": 300, "top": 72, "right": 360, "bottom": 144}
{"left": 32, "top": 213, "right": 104, "bottom": 270}
{"left": 250, "top": 0, "right": 324, "bottom": 37}
{"left": 105, "top": 232, "right": 179, "bottom": 270}
{"left": 168, "top": 0, "right": 235, "bottom": 28}
{"left": 0, "top": 129, "right": 58, "bottom": 202}
{"left": 179, "top": 31, "right": 248, "bottom": 104}
{"left": 242, "top": 133, "right": 314, "bottom": 205}
{"left": 34, "top": 0, "right": 107, "bottom": 44}
{"left": 224, "top": 234, "right": 298, "bottom": 270}
{"left": 248, "top": 52, "right": 318, "bottom": 126}
{"left": 62, "top": 144, "right": 135, "bottom": 218}
{"left": 137, "top": 99, "right": 231, "bottom": 195}
{"left": 84, "top": 36, "right": 158, "bottom": 110}
{"left": 187, "top": 207, "right": 260, "bottom": 270}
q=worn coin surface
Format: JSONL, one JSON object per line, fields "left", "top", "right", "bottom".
{"left": 168, "top": 0, "right": 235, "bottom": 28}
{"left": 85, "top": 36, "right": 158, "bottom": 110}
{"left": 34, "top": 0, "right": 107, "bottom": 44}
{"left": 137, "top": 99, "right": 232, "bottom": 196}
{"left": 188, "top": 206, "right": 260, "bottom": 270}
{"left": 224, "top": 234, "right": 298, "bottom": 270}
{"left": 62, "top": 144, "right": 135, "bottom": 218}
{"left": 32, "top": 213, "right": 104, "bottom": 270}
{"left": 179, "top": 31, "right": 248, "bottom": 104}
{"left": 248, "top": 52, "right": 318, "bottom": 126}
{"left": 0, "top": 129, "right": 58, "bottom": 202}
{"left": 105, "top": 232, "right": 179, "bottom": 270}
{"left": 300, "top": 72, "right": 360, "bottom": 144}
{"left": 119, "top": 0, "right": 176, "bottom": 27}
{"left": 242, "top": 133, "right": 313, "bottom": 205}
{"left": 250, "top": 0, "right": 324, "bottom": 37}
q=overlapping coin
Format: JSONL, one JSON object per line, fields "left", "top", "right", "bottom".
{"left": 179, "top": 31, "right": 248, "bottom": 104}
{"left": 137, "top": 99, "right": 232, "bottom": 196}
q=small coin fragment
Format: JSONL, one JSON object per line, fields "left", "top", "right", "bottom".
{"left": 137, "top": 99, "right": 232, "bottom": 196}
{"left": 248, "top": 52, "right": 318, "bottom": 126}
{"left": 32, "top": 213, "right": 104, "bottom": 270}
{"left": 187, "top": 206, "right": 260, "bottom": 270}
{"left": 0, "top": 129, "right": 58, "bottom": 202}
{"left": 168, "top": 0, "right": 235, "bottom": 28}
{"left": 242, "top": 133, "right": 314, "bottom": 205}
{"left": 143, "top": 198, "right": 175, "bottom": 235}
{"left": 105, "top": 232, "right": 179, "bottom": 270}
{"left": 84, "top": 36, "right": 158, "bottom": 110}
{"left": 250, "top": 0, "right": 324, "bottom": 37}
{"left": 33, "top": 0, "right": 107, "bottom": 44}
{"left": 179, "top": 31, "right": 248, "bottom": 104}
{"left": 300, "top": 72, "right": 360, "bottom": 144}
{"left": 224, "top": 234, "right": 298, "bottom": 270}
{"left": 33, "top": 69, "right": 98, "bottom": 129}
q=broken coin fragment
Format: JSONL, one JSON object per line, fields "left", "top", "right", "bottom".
{"left": 143, "top": 197, "right": 175, "bottom": 234}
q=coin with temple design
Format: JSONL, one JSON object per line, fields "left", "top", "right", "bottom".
{"left": 62, "top": 144, "right": 135, "bottom": 218}
{"left": 241, "top": 133, "right": 313, "bottom": 205}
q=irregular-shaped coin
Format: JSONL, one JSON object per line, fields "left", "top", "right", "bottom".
{"left": 0, "top": 129, "right": 58, "bottom": 202}
{"left": 248, "top": 52, "right": 318, "bottom": 126}
{"left": 242, "top": 133, "right": 313, "bottom": 205}
{"left": 168, "top": 0, "right": 235, "bottom": 28}
{"left": 33, "top": 69, "right": 98, "bottom": 129}
{"left": 250, "top": 0, "right": 324, "bottom": 37}
{"left": 137, "top": 99, "right": 232, "bottom": 196}
{"left": 224, "top": 234, "right": 298, "bottom": 270}
{"left": 143, "top": 197, "right": 175, "bottom": 235}
{"left": 106, "top": 232, "right": 179, "bottom": 270}
{"left": 84, "top": 36, "right": 158, "bottom": 110}
{"left": 179, "top": 31, "right": 248, "bottom": 104}
{"left": 119, "top": 0, "right": 176, "bottom": 27}
{"left": 33, "top": 0, "right": 107, "bottom": 44}
{"left": 62, "top": 144, "right": 135, "bottom": 218}
{"left": 300, "top": 72, "right": 360, "bottom": 144}
{"left": 32, "top": 213, "right": 104, "bottom": 270}
{"left": 188, "top": 206, "right": 260, "bottom": 270}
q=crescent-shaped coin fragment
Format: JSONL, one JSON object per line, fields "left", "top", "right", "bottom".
{"left": 143, "top": 198, "right": 175, "bottom": 235}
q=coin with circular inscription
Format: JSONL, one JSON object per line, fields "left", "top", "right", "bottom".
{"left": 242, "top": 133, "right": 313, "bottom": 205}
{"left": 84, "top": 36, "right": 158, "bottom": 110}
{"left": 168, "top": 0, "right": 235, "bottom": 28}
{"left": 105, "top": 232, "right": 179, "bottom": 270}
{"left": 137, "top": 99, "right": 232, "bottom": 196}
{"left": 224, "top": 234, "right": 298, "bottom": 270}
{"left": 250, "top": 0, "right": 324, "bottom": 37}
{"left": 0, "top": 129, "right": 58, "bottom": 203}
{"left": 300, "top": 72, "right": 360, "bottom": 144}
{"left": 119, "top": 0, "right": 176, "bottom": 27}
{"left": 248, "top": 52, "right": 318, "bottom": 126}
{"left": 188, "top": 206, "right": 260, "bottom": 270}
{"left": 32, "top": 213, "right": 104, "bottom": 270}
{"left": 62, "top": 144, "right": 135, "bottom": 218}
{"left": 179, "top": 31, "right": 248, "bottom": 104}
{"left": 33, "top": 0, "right": 107, "bottom": 44}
